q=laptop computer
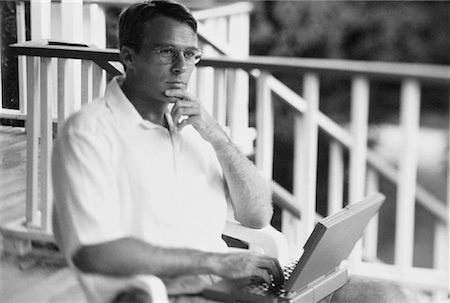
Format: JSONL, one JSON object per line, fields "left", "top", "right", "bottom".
{"left": 203, "top": 193, "right": 385, "bottom": 303}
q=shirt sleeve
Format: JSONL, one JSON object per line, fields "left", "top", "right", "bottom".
{"left": 52, "top": 118, "right": 124, "bottom": 259}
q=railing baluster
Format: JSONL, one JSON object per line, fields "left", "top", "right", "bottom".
{"left": 57, "top": 59, "right": 69, "bottom": 130}
{"left": 255, "top": 71, "right": 273, "bottom": 179}
{"left": 39, "top": 57, "right": 54, "bottom": 232}
{"left": 291, "top": 73, "right": 319, "bottom": 252}
{"left": 81, "top": 60, "right": 94, "bottom": 105}
{"left": 364, "top": 168, "right": 380, "bottom": 261}
{"left": 349, "top": 76, "right": 370, "bottom": 264}
{"left": 92, "top": 63, "right": 106, "bottom": 100}
{"left": 213, "top": 69, "right": 227, "bottom": 126}
{"left": 395, "top": 79, "right": 421, "bottom": 272}
{"left": 196, "top": 67, "right": 215, "bottom": 115}
{"left": 25, "top": 56, "right": 40, "bottom": 228}
{"left": 432, "top": 222, "right": 449, "bottom": 301}
{"left": 328, "top": 141, "right": 344, "bottom": 215}
{"left": 16, "top": 1, "right": 27, "bottom": 116}
{"left": 349, "top": 76, "right": 370, "bottom": 203}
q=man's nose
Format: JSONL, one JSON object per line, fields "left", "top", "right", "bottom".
{"left": 171, "top": 51, "right": 187, "bottom": 74}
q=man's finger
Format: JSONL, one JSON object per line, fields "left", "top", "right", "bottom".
{"left": 258, "top": 258, "right": 284, "bottom": 287}
{"left": 171, "top": 107, "right": 198, "bottom": 123}
{"left": 252, "top": 268, "right": 272, "bottom": 285}
{"left": 177, "top": 117, "right": 196, "bottom": 131}
{"left": 164, "top": 89, "right": 194, "bottom": 101}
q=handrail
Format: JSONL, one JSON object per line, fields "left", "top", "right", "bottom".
{"left": 9, "top": 40, "right": 448, "bottom": 224}
{"left": 200, "top": 56, "right": 450, "bottom": 85}
{"left": 11, "top": 41, "right": 450, "bottom": 85}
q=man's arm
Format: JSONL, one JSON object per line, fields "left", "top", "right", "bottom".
{"left": 73, "top": 238, "right": 281, "bottom": 290}
{"left": 210, "top": 138, "right": 273, "bottom": 228}
{"left": 167, "top": 89, "right": 273, "bottom": 228}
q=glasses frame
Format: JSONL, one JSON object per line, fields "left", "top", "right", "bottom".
{"left": 152, "top": 46, "right": 203, "bottom": 65}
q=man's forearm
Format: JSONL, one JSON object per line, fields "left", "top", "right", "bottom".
{"left": 73, "top": 237, "right": 218, "bottom": 278}
{"left": 211, "top": 138, "right": 273, "bottom": 229}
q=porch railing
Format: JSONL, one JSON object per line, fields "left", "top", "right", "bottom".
{"left": 2, "top": 40, "right": 449, "bottom": 301}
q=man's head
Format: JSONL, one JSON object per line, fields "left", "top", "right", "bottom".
{"left": 118, "top": 1, "right": 201, "bottom": 108}
{"left": 119, "top": 0, "right": 197, "bottom": 53}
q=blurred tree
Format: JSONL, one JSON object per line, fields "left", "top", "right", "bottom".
{"left": 251, "top": 1, "right": 450, "bottom": 64}
{"left": 1, "top": 1, "right": 19, "bottom": 110}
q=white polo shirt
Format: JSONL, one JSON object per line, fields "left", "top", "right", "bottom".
{"left": 52, "top": 76, "right": 229, "bottom": 260}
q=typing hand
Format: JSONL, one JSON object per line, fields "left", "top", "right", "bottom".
{"left": 209, "top": 252, "right": 284, "bottom": 288}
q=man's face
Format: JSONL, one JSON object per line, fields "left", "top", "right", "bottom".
{"left": 125, "top": 16, "right": 198, "bottom": 104}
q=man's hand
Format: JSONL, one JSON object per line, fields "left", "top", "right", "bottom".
{"left": 208, "top": 252, "right": 283, "bottom": 287}
{"left": 165, "top": 89, "right": 228, "bottom": 145}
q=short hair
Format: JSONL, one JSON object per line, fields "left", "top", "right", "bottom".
{"left": 118, "top": 0, "right": 197, "bottom": 53}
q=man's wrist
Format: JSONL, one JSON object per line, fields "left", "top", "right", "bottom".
{"left": 209, "top": 131, "right": 233, "bottom": 151}
{"left": 203, "top": 252, "right": 222, "bottom": 276}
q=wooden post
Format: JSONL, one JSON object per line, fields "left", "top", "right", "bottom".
{"left": 57, "top": 59, "right": 70, "bottom": 131}
{"left": 81, "top": 60, "right": 94, "bottom": 105}
{"left": 31, "top": 0, "right": 51, "bottom": 40}
{"left": 349, "top": 76, "right": 370, "bottom": 264}
{"left": 196, "top": 67, "right": 215, "bottom": 115}
{"left": 395, "top": 79, "right": 420, "bottom": 273}
{"left": 227, "top": 13, "right": 250, "bottom": 151}
{"left": 16, "top": 1, "right": 27, "bottom": 115}
{"left": 432, "top": 222, "right": 449, "bottom": 301}
{"left": 364, "top": 168, "right": 380, "bottom": 261}
{"left": 213, "top": 69, "right": 227, "bottom": 126}
{"left": 60, "top": 0, "right": 83, "bottom": 110}
{"left": 25, "top": 56, "right": 40, "bottom": 228}
{"left": 255, "top": 71, "right": 273, "bottom": 179}
{"left": 290, "top": 73, "right": 319, "bottom": 254}
{"left": 349, "top": 76, "right": 370, "bottom": 203}
{"left": 328, "top": 142, "right": 344, "bottom": 215}
{"left": 39, "top": 57, "right": 54, "bottom": 233}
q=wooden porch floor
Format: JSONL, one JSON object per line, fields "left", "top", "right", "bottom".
{"left": 0, "top": 125, "right": 85, "bottom": 303}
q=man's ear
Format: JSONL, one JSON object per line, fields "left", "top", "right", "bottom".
{"left": 120, "top": 46, "right": 135, "bottom": 70}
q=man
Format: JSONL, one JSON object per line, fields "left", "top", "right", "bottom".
{"left": 52, "top": 0, "right": 281, "bottom": 300}
{"left": 52, "top": 1, "right": 416, "bottom": 302}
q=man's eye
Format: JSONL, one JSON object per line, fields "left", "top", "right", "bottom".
{"left": 184, "top": 51, "right": 196, "bottom": 59}
{"left": 159, "top": 49, "right": 175, "bottom": 57}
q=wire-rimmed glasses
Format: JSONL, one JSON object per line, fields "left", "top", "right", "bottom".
{"left": 152, "top": 46, "right": 203, "bottom": 65}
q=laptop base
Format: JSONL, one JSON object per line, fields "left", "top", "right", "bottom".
{"left": 203, "top": 267, "right": 348, "bottom": 303}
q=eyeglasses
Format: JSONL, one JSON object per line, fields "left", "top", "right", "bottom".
{"left": 152, "top": 47, "right": 203, "bottom": 65}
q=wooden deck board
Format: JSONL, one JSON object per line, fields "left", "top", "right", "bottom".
{"left": 0, "top": 125, "right": 85, "bottom": 303}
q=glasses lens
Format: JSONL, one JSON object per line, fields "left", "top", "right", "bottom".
{"left": 158, "top": 48, "right": 176, "bottom": 64}
{"left": 155, "top": 48, "right": 202, "bottom": 64}
{"left": 184, "top": 49, "right": 202, "bottom": 64}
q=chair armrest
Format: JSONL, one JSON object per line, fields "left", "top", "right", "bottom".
{"left": 78, "top": 272, "right": 168, "bottom": 303}
{"left": 223, "top": 220, "right": 290, "bottom": 266}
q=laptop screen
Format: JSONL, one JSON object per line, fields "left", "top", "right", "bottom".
{"left": 283, "top": 193, "right": 385, "bottom": 292}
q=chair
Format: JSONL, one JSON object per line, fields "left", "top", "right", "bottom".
{"left": 54, "top": 217, "right": 290, "bottom": 303}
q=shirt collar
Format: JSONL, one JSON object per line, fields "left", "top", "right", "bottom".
{"left": 105, "top": 76, "right": 173, "bottom": 131}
